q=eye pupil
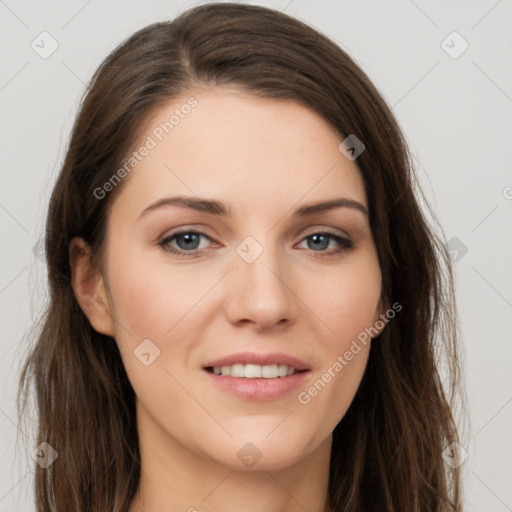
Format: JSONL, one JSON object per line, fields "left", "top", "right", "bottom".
{"left": 177, "top": 233, "right": 200, "bottom": 250}
{"left": 309, "top": 234, "right": 329, "bottom": 251}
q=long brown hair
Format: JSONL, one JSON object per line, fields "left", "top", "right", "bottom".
{"left": 18, "top": 3, "right": 464, "bottom": 510}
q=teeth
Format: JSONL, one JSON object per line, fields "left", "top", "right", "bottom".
{"left": 244, "top": 364, "right": 261, "bottom": 378}
{"left": 262, "top": 364, "right": 278, "bottom": 378}
{"left": 212, "top": 363, "right": 299, "bottom": 378}
{"left": 231, "top": 364, "right": 245, "bottom": 378}
{"left": 278, "top": 364, "right": 288, "bottom": 377}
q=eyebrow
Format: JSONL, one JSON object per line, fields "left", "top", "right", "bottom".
{"left": 138, "top": 195, "right": 368, "bottom": 219}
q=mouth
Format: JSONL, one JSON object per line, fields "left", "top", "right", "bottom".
{"left": 204, "top": 364, "right": 307, "bottom": 378}
{"left": 202, "top": 352, "right": 311, "bottom": 400}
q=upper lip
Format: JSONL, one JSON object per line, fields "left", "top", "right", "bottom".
{"left": 203, "top": 351, "right": 310, "bottom": 371}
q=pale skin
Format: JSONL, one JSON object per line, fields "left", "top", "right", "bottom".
{"left": 70, "top": 86, "right": 388, "bottom": 512}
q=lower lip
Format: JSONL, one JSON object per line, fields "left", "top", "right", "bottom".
{"left": 203, "top": 369, "right": 310, "bottom": 401}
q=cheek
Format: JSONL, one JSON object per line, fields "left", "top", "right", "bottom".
{"left": 316, "top": 254, "right": 382, "bottom": 349}
{"left": 106, "top": 250, "right": 207, "bottom": 339}
{"left": 294, "top": 260, "right": 380, "bottom": 437}
{"left": 104, "top": 249, "right": 224, "bottom": 385}
{"left": 104, "top": 255, "right": 202, "bottom": 401}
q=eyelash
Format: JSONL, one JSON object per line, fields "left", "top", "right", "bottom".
{"left": 157, "top": 229, "right": 354, "bottom": 259}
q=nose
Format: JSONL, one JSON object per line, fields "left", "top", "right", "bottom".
{"left": 224, "top": 244, "right": 299, "bottom": 331}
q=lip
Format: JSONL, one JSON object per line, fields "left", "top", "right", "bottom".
{"left": 203, "top": 369, "right": 310, "bottom": 401}
{"left": 202, "top": 351, "right": 311, "bottom": 401}
{"left": 203, "top": 351, "right": 310, "bottom": 371}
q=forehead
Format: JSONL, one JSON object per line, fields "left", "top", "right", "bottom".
{"left": 110, "top": 86, "right": 367, "bottom": 220}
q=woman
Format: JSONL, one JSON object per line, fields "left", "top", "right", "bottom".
{"left": 18, "top": 3, "right": 464, "bottom": 511}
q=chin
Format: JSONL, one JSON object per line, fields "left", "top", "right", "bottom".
{"left": 200, "top": 431, "right": 321, "bottom": 472}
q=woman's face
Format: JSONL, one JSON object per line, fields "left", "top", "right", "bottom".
{"left": 87, "top": 86, "right": 385, "bottom": 470}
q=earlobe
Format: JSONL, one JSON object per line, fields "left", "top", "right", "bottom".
{"left": 69, "top": 237, "right": 115, "bottom": 337}
{"left": 372, "top": 294, "right": 391, "bottom": 338}
{"left": 379, "top": 295, "right": 390, "bottom": 318}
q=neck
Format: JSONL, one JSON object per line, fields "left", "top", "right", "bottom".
{"left": 128, "top": 404, "right": 332, "bottom": 512}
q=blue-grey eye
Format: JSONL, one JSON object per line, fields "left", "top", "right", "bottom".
{"left": 174, "top": 232, "right": 202, "bottom": 250}
{"left": 307, "top": 233, "right": 331, "bottom": 251}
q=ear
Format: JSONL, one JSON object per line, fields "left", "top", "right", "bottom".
{"left": 69, "top": 237, "right": 115, "bottom": 336}
{"left": 370, "top": 294, "right": 391, "bottom": 338}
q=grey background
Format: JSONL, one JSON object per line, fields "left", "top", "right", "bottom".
{"left": 1, "top": 0, "right": 511, "bottom": 510}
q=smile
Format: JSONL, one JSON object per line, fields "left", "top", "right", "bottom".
{"left": 205, "top": 363, "right": 302, "bottom": 378}
{"left": 202, "top": 352, "right": 311, "bottom": 400}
